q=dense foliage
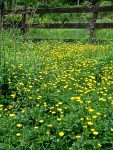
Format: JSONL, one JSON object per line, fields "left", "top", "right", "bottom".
{"left": 0, "top": 32, "right": 113, "bottom": 149}
{"left": 0, "top": 0, "right": 113, "bottom": 149}
{"left": 2, "top": 0, "right": 113, "bottom": 8}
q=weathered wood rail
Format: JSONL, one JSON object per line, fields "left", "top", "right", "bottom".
{"left": 2, "top": 6, "right": 113, "bottom": 14}
{"left": 0, "top": 2, "right": 113, "bottom": 41}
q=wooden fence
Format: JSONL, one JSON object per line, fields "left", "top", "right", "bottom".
{"left": 0, "top": 2, "right": 113, "bottom": 41}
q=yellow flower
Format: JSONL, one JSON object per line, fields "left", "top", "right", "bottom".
{"left": 83, "top": 125, "right": 87, "bottom": 129}
{"left": 75, "top": 135, "right": 81, "bottom": 139}
{"left": 93, "top": 131, "right": 98, "bottom": 135}
{"left": 11, "top": 92, "right": 16, "bottom": 99}
{"left": 87, "top": 121, "right": 93, "bottom": 125}
{"left": 92, "top": 115, "right": 97, "bottom": 119}
{"left": 51, "top": 111, "right": 56, "bottom": 115}
{"left": 9, "top": 114, "right": 16, "bottom": 117}
{"left": 96, "top": 112, "right": 101, "bottom": 115}
{"left": 47, "top": 124, "right": 52, "bottom": 127}
{"left": 18, "top": 64, "right": 23, "bottom": 68}
{"left": 97, "top": 143, "right": 102, "bottom": 147}
{"left": 16, "top": 124, "right": 22, "bottom": 128}
{"left": 37, "top": 96, "right": 42, "bottom": 100}
{"left": 46, "top": 131, "right": 50, "bottom": 135}
{"left": 29, "top": 85, "right": 32, "bottom": 88}
{"left": 27, "top": 89, "right": 30, "bottom": 92}
{"left": 90, "top": 128, "right": 95, "bottom": 132}
{"left": 38, "top": 120, "right": 44, "bottom": 123}
{"left": 111, "top": 101, "right": 113, "bottom": 105}
{"left": 50, "top": 107, "right": 54, "bottom": 110}
{"left": 21, "top": 109, "right": 25, "bottom": 113}
{"left": 110, "top": 128, "right": 113, "bottom": 131}
{"left": 80, "top": 118, "right": 84, "bottom": 121}
{"left": 70, "top": 97, "right": 75, "bottom": 100}
{"left": 36, "top": 88, "right": 40, "bottom": 92}
{"left": 57, "top": 108, "right": 62, "bottom": 112}
{"left": 19, "top": 82, "right": 24, "bottom": 86}
{"left": 34, "top": 126, "right": 39, "bottom": 129}
{"left": 79, "top": 100, "right": 83, "bottom": 104}
{"left": 29, "top": 96, "right": 32, "bottom": 99}
{"left": 57, "top": 118, "right": 62, "bottom": 121}
{"left": 59, "top": 132, "right": 64, "bottom": 137}
{"left": 8, "top": 105, "right": 13, "bottom": 109}
{"left": 58, "top": 102, "right": 63, "bottom": 105}
{"left": 64, "top": 85, "right": 68, "bottom": 88}
{"left": 36, "top": 104, "right": 39, "bottom": 107}
{"left": 16, "top": 87, "right": 19, "bottom": 91}
{"left": 76, "top": 97, "right": 81, "bottom": 100}
{"left": 88, "top": 108, "right": 94, "bottom": 112}
{"left": 16, "top": 133, "right": 21, "bottom": 136}
{"left": 43, "top": 102, "right": 47, "bottom": 107}
{"left": 86, "top": 117, "right": 90, "bottom": 120}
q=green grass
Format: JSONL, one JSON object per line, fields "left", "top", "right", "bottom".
{"left": 24, "top": 29, "right": 88, "bottom": 42}
{"left": 2, "top": 28, "right": 113, "bottom": 43}
{"left": 0, "top": 29, "right": 113, "bottom": 149}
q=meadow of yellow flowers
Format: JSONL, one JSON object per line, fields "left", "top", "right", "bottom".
{"left": 0, "top": 40, "right": 113, "bottom": 149}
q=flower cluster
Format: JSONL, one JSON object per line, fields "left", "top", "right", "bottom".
{"left": 0, "top": 41, "right": 113, "bottom": 149}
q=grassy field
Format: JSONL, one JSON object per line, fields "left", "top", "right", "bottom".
{"left": 0, "top": 29, "right": 113, "bottom": 150}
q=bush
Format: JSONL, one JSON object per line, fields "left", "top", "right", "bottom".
{"left": 4, "top": 14, "right": 22, "bottom": 24}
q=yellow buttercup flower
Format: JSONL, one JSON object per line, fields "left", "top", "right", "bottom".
{"left": 70, "top": 97, "right": 75, "bottom": 100}
{"left": 58, "top": 102, "right": 63, "bottom": 105}
{"left": 47, "top": 124, "right": 52, "bottom": 127}
{"left": 57, "top": 118, "right": 62, "bottom": 121}
{"left": 96, "top": 112, "right": 101, "bottom": 115}
{"left": 88, "top": 108, "right": 94, "bottom": 112}
{"left": 83, "top": 125, "right": 87, "bottom": 129}
{"left": 16, "top": 133, "right": 21, "bottom": 136}
{"left": 97, "top": 143, "right": 102, "bottom": 147}
{"left": 21, "top": 109, "right": 25, "bottom": 113}
{"left": 9, "top": 114, "right": 16, "bottom": 117}
{"left": 34, "top": 126, "right": 39, "bottom": 129}
{"left": 11, "top": 92, "right": 16, "bottom": 99}
{"left": 92, "top": 115, "right": 97, "bottom": 119}
{"left": 37, "top": 96, "right": 42, "bottom": 100}
{"left": 59, "top": 132, "right": 64, "bottom": 137}
{"left": 16, "top": 124, "right": 22, "bottom": 128}
{"left": 38, "top": 120, "right": 44, "bottom": 123}
{"left": 36, "top": 104, "right": 40, "bottom": 107}
{"left": 75, "top": 135, "right": 81, "bottom": 139}
{"left": 57, "top": 108, "right": 62, "bottom": 112}
{"left": 19, "top": 82, "right": 24, "bottom": 86}
{"left": 110, "top": 128, "right": 113, "bottom": 131}
{"left": 90, "top": 128, "right": 95, "bottom": 132}
{"left": 93, "top": 131, "right": 98, "bottom": 135}
{"left": 51, "top": 111, "right": 56, "bottom": 115}
{"left": 46, "top": 131, "right": 50, "bottom": 135}
{"left": 87, "top": 121, "right": 93, "bottom": 125}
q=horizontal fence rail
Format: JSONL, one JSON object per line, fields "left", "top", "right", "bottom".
{"left": 2, "top": 6, "right": 113, "bottom": 14}
{"left": 2, "top": 23, "right": 113, "bottom": 29}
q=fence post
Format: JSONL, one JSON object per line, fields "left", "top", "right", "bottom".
{"left": 0, "top": 0, "right": 5, "bottom": 28}
{"left": 89, "top": 4, "right": 99, "bottom": 43}
{"left": 21, "top": 5, "right": 27, "bottom": 34}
